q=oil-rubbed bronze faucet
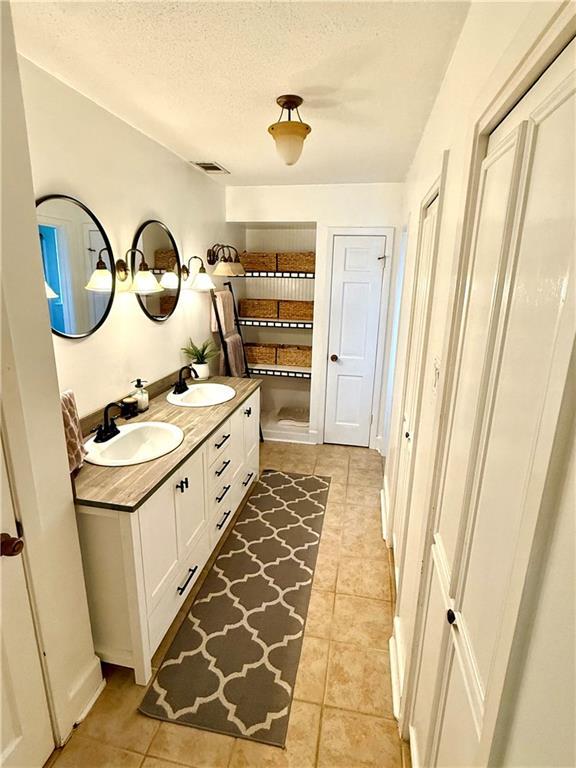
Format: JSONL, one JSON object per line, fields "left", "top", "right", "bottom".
{"left": 92, "top": 402, "right": 123, "bottom": 443}
{"left": 172, "top": 365, "right": 199, "bottom": 395}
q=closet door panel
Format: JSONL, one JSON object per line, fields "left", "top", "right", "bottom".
{"left": 435, "top": 127, "right": 525, "bottom": 577}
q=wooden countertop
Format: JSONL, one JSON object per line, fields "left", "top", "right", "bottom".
{"left": 73, "top": 376, "right": 261, "bottom": 512}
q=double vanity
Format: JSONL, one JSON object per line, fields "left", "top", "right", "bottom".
{"left": 74, "top": 376, "right": 261, "bottom": 685}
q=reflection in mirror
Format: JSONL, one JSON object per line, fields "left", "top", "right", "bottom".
{"left": 131, "top": 220, "right": 181, "bottom": 321}
{"left": 36, "top": 195, "right": 115, "bottom": 338}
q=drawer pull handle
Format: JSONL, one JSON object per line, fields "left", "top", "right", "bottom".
{"left": 215, "top": 459, "right": 231, "bottom": 477}
{"left": 176, "top": 477, "right": 189, "bottom": 493}
{"left": 242, "top": 472, "right": 254, "bottom": 487}
{"left": 177, "top": 565, "right": 198, "bottom": 596}
{"left": 244, "top": 407, "right": 252, "bottom": 417}
{"left": 214, "top": 433, "right": 230, "bottom": 449}
{"left": 216, "top": 484, "right": 231, "bottom": 503}
{"left": 216, "top": 510, "right": 232, "bottom": 530}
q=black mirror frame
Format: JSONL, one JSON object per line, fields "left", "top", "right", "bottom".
{"left": 131, "top": 219, "right": 182, "bottom": 323}
{"left": 36, "top": 194, "right": 116, "bottom": 340}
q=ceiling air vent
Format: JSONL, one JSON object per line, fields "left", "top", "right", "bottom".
{"left": 192, "top": 161, "right": 230, "bottom": 174}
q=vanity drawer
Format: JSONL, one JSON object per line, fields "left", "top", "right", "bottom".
{"left": 209, "top": 503, "right": 235, "bottom": 550}
{"left": 207, "top": 449, "right": 234, "bottom": 495}
{"left": 208, "top": 476, "right": 235, "bottom": 517}
{"left": 147, "top": 530, "right": 210, "bottom": 654}
{"left": 208, "top": 419, "right": 233, "bottom": 467}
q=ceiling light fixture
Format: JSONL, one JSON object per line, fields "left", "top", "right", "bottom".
{"left": 268, "top": 95, "right": 311, "bottom": 166}
{"left": 181, "top": 255, "right": 215, "bottom": 292}
{"left": 128, "top": 248, "right": 164, "bottom": 294}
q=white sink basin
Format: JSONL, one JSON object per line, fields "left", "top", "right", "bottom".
{"left": 84, "top": 422, "right": 184, "bottom": 467}
{"left": 167, "top": 382, "right": 236, "bottom": 408}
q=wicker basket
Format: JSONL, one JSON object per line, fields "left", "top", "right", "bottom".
{"left": 238, "top": 298, "right": 279, "bottom": 319}
{"left": 154, "top": 248, "right": 177, "bottom": 270}
{"left": 277, "top": 251, "right": 316, "bottom": 273}
{"left": 245, "top": 343, "right": 277, "bottom": 365}
{"left": 278, "top": 300, "right": 314, "bottom": 321}
{"left": 277, "top": 344, "right": 312, "bottom": 367}
{"left": 239, "top": 252, "right": 278, "bottom": 272}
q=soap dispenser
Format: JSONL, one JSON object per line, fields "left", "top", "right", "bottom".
{"left": 131, "top": 379, "right": 149, "bottom": 412}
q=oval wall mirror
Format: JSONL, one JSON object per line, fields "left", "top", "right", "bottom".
{"left": 36, "top": 194, "right": 115, "bottom": 339}
{"left": 131, "top": 220, "right": 181, "bottom": 322}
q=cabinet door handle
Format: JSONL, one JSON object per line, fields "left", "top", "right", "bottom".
{"left": 216, "top": 510, "right": 232, "bottom": 530}
{"left": 242, "top": 472, "right": 254, "bottom": 487}
{"left": 216, "top": 484, "right": 231, "bottom": 503}
{"left": 176, "top": 477, "right": 189, "bottom": 493}
{"left": 244, "top": 407, "right": 252, "bottom": 417}
{"left": 177, "top": 565, "right": 198, "bottom": 595}
{"left": 214, "top": 433, "right": 230, "bottom": 449}
{"left": 215, "top": 459, "right": 231, "bottom": 477}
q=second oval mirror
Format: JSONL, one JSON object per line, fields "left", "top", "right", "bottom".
{"left": 131, "top": 220, "right": 181, "bottom": 321}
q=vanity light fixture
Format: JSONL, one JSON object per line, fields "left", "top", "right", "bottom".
{"left": 181, "top": 255, "right": 215, "bottom": 292}
{"left": 159, "top": 255, "right": 180, "bottom": 290}
{"left": 268, "top": 95, "right": 311, "bottom": 166}
{"left": 85, "top": 248, "right": 113, "bottom": 292}
{"left": 128, "top": 248, "right": 164, "bottom": 294}
{"left": 212, "top": 244, "right": 246, "bottom": 277}
{"left": 45, "top": 281, "right": 58, "bottom": 299}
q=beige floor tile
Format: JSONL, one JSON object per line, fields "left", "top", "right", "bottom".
{"left": 341, "top": 516, "right": 388, "bottom": 560}
{"left": 148, "top": 722, "right": 235, "bottom": 767}
{"left": 347, "top": 468, "right": 383, "bottom": 490}
{"left": 293, "top": 636, "right": 330, "bottom": 704}
{"left": 143, "top": 758, "right": 189, "bottom": 768}
{"left": 332, "top": 594, "right": 393, "bottom": 650}
{"left": 77, "top": 666, "right": 160, "bottom": 754}
{"left": 313, "top": 543, "right": 340, "bottom": 592}
{"left": 314, "top": 464, "right": 348, "bottom": 483}
{"left": 346, "top": 486, "right": 382, "bottom": 507}
{"left": 317, "top": 708, "right": 401, "bottom": 768}
{"left": 317, "top": 444, "right": 351, "bottom": 459}
{"left": 305, "top": 589, "right": 335, "bottom": 639}
{"left": 327, "top": 482, "right": 347, "bottom": 504}
{"left": 228, "top": 701, "right": 321, "bottom": 768}
{"left": 323, "top": 502, "right": 345, "bottom": 523}
{"left": 325, "top": 642, "right": 393, "bottom": 717}
{"left": 279, "top": 459, "right": 317, "bottom": 475}
{"left": 53, "top": 734, "right": 143, "bottom": 767}
{"left": 319, "top": 518, "right": 342, "bottom": 547}
{"left": 336, "top": 556, "right": 391, "bottom": 601}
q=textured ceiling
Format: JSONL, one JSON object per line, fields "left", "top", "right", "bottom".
{"left": 12, "top": 1, "right": 469, "bottom": 185}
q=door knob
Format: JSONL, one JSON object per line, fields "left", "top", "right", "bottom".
{"left": 330, "top": 354, "right": 339, "bottom": 362}
{"left": 1, "top": 533, "right": 24, "bottom": 557}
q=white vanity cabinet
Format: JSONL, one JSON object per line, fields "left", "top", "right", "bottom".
{"left": 75, "top": 389, "right": 260, "bottom": 685}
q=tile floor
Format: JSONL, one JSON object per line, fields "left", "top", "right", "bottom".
{"left": 45, "top": 443, "right": 411, "bottom": 768}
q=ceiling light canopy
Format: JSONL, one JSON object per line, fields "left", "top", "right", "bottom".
{"left": 268, "top": 95, "right": 311, "bottom": 166}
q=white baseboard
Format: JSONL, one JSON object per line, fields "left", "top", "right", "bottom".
{"left": 409, "top": 725, "right": 421, "bottom": 768}
{"left": 74, "top": 675, "right": 106, "bottom": 726}
{"left": 380, "top": 488, "right": 387, "bottom": 544}
{"left": 389, "top": 633, "right": 401, "bottom": 721}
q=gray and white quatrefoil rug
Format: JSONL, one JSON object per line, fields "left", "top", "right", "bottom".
{"left": 140, "top": 469, "right": 330, "bottom": 747}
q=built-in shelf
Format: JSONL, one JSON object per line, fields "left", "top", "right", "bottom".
{"left": 261, "top": 411, "right": 312, "bottom": 444}
{"left": 247, "top": 364, "right": 312, "bottom": 380}
{"left": 239, "top": 317, "right": 313, "bottom": 330}
{"left": 244, "top": 271, "right": 315, "bottom": 279}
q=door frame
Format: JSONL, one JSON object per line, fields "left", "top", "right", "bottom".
{"left": 312, "top": 226, "right": 394, "bottom": 449}
{"left": 399, "top": 2, "right": 576, "bottom": 752}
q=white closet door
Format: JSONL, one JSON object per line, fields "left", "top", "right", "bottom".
{"left": 1, "top": 449, "right": 54, "bottom": 768}
{"left": 411, "top": 40, "right": 575, "bottom": 767}
{"left": 392, "top": 196, "right": 438, "bottom": 572}
{"left": 324, "top": 235, "right": 385, "bottom": 446}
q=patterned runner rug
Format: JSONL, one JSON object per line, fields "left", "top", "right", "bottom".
{"left": 140, "top": 469, "right": 330, "bottom": 747}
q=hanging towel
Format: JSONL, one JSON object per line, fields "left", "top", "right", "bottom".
{"left": 61, "top": 390, "right": 87, "bottom": 474}
{"left": 211, "top": 291, "right": 235, "bottom": 335}
{"left": 219, "top": 332, "right": 246, "bottom": 377}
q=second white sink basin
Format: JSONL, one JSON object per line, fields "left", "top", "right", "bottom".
{"left": 167, "top": 382, "right": 236, "bottom": 408}
{"left": 84, "top": 422, "right": 184, "bottom": 467}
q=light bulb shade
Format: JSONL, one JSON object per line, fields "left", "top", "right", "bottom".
{"left": 231, "top": 260, "right": 246, "bottom": 276}
{"left": 213, "top": 260, "right": 237, "bottom": 277}
{"left": 160, "top": 270, "right": 180, "bottom": 290}
{"left": 45, "top": 280, "right": 58, "bottom": 299}
{"left": 85, "top": 267, "right": 113, "bottom": 292}
{"left": 130, "top": 269, "right": 163, "bottom": 294}
{"left": 268, "top": 120, "right": 311, "bottom": 165}
{"left": 191, "top": 271, "right": 216, "bottom": 292}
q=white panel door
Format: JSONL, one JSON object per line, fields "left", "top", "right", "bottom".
{"left": 324, "top": 235, "right": 385, "bottom": 446}
{"left": 1, "top": 449, "right": 54, "bottom": 768}
{"left": 411, "top": 39, "right": 575, "bottom": 767}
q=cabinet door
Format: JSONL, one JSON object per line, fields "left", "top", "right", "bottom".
{"left": 242, "top": 390, "right": 260, "bottom": 459}
{"left": 173, "top": 448, "right": 206, "bottom": 559}
{"left": 139, "top": 482, "right": 179, "bottom": 614}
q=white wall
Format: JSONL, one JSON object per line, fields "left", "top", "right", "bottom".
{"left": 227, "top": 183, "right": 403, "bottom": 448}
{"left": 20, "top": 58, "right": 244, "bottom": 417}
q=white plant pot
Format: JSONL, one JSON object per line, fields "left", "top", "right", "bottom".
{"left": 191, "top": 363, "right": 210, "bottom": 380}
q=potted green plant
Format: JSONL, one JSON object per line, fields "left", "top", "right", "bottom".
{"left": 181, "top": 338, "right": 219, "bottom": 380}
